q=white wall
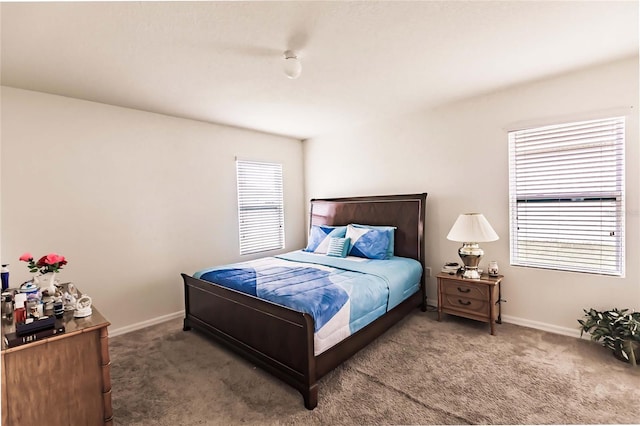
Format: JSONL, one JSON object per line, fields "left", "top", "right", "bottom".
{"left": 304, "top": 57, "right": 639, "bottom": 335}
{"left": 1, "top": 87, "right": 306, "bottom": 332}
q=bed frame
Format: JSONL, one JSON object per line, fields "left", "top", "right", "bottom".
{"left": 182, "top": 193, "right": 428, "bottom": 409}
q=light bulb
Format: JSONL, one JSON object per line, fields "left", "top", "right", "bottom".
{"left": 284, "top": 50, "right": 302, "bottom": 79}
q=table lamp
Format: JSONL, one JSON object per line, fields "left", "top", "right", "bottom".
{"left": 446, "top": 213, "right": 499, "bottom": 279}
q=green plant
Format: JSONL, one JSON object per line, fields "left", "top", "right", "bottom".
{"left": 578, "top": 308, "right": 639, "bottom": 367}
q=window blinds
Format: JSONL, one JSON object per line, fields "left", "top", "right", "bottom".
{"left": 508, "top": 116, "right": 625, "bottom": 276}
{"left": 236, "top": 160, "right": 285, "bottom": 255}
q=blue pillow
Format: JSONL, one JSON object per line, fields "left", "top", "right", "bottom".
{"left": 351, "top": 224, "right": 396, "bottom": 258}
{"left": 326, "top": 237, "right": 350, "bottom": 258}
{"left": 304, "top": 225, "right": 347, "bottom": 254}
{"left": 345, "top": 225, "right": 390, "bottom": 260}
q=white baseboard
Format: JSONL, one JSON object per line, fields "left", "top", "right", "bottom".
{"left": 499, "top": 314, "right": 583, "bottom": 339}
{"left": 426, "top": 302, "right": 583, "bottom": 339}
{"left": 108, "top": 307, "right": 584, "bottom": 341}
{"left": 108, "top": 310, "right": 184, "bottom": 337}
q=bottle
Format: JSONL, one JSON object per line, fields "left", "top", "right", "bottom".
{"left": 488, "top": 261, "right": 499, "bottom": 277}
{"left": 1, "top": 264, "right": 8, "bottom": 291}
{"left": 1, "top": 292, "right": 13, "bottom": 318}
{"left": 13, "top": 293, "right": 27, "bottom": 323}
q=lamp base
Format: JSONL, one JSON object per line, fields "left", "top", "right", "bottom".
{"left": 461, "top": 268, "right": 481, "bottom": 279}
{"left": 458, "top": 243, "right": 484, "bottom": 280}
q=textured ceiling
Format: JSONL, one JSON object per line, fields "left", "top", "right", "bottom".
{"left": 1, "top": 1, "right": 638, "bottom": 140}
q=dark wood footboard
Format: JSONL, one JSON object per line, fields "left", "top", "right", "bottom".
{"left": 182, "top": 273, "right": 319, "bottom": 409}
{"left": 183, "top": 273, "right": 423, "bottom": 409}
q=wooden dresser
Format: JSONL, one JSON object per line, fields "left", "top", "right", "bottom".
{"left": 1, "top": 292, "right": 112, "bottom": 425}
{"left": 436, "top": 272, "right": 504, "bottom": 335}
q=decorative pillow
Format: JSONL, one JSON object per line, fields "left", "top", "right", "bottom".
{"left": 303, "top": 225, "right": 347, "bottom": 254}
{"left": 351, "top": 224, "right": 396, "bottom": 258}
{"left": 345, "top": 225, "right": 390, "bottom": 260}
{"left": 326, "top": 237, "right": 351, "bottom": 258}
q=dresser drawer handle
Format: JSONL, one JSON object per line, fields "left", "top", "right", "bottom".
{"left": 457, "top": 287, "right": 471, "bottom": 293}
{"left": 458, "top": 299, "right": 472, "bottom": 306}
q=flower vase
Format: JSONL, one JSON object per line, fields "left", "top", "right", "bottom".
{"left": 34, "top": 272, "right": 57, "bottom": 297}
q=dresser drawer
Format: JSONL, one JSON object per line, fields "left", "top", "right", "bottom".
{"left": 441, "top": 294, "right": 489, "bottom": 317}
{"left": 441, "top": 280, "right": 489, "bottom": 300}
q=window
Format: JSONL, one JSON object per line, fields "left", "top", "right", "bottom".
{"left": 508, "top": 117, "right": 625, "bottom": 276}
{"left": 236, "top": 160, "right": 285, "bottom": 255}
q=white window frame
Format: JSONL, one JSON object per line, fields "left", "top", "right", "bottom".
{"left": 236, "top": 159, "right": 285, "bottom": 255}
{"left": 508, "top": 116, "right": 625, "bottom": 276}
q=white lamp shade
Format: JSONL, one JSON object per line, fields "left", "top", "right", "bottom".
{"left": 446, "top": 213, "right": 499, "bottom": 243}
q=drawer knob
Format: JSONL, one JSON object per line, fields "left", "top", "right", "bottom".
{"left": 458, "top": 299, "right": 472, "bottom": 306}
{"left": 457, "top": 287, "right": 471, "bottom": 293}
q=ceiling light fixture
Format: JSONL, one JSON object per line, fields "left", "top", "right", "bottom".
{"left": 283, "top": 50, "right": 302, "bottom": 79}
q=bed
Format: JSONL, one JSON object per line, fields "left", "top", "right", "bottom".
{"left": 182, "top": 193, "right": 428, "bottom": 409}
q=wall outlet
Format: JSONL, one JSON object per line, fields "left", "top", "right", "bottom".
{"left": 425, "top": 266, "right": 432, "bottom": 277}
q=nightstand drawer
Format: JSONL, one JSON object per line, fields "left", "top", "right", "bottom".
{"left": 441, "top": 294, "right": 489, "bottom": 316}
{"left": 441, "top": 280, "right": 488, "bottom": 300}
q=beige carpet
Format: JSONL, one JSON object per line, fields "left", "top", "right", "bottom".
{"left": 109, "top": 310, "right": 639, "bottom": 425}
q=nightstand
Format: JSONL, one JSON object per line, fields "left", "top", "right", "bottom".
{"left": 436, "top": 272, "right": 504, "bottom": 335}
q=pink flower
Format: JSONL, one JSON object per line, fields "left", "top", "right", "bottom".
{"left": 20, "top": 251, "right": 67, "bottom": 274}
{"left": 19, "top": 252, "right": 33, "bottom": 262}
{"left": 45, "top": 253, "right": 65, "bottom": 265}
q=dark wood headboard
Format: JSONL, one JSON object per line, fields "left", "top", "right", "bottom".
{"left": 309, "top": 193, "right": 428, "bottom": 265}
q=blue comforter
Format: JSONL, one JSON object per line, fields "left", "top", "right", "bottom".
{"left": 194, "top": 250, "right": 422, "bottom": 352}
